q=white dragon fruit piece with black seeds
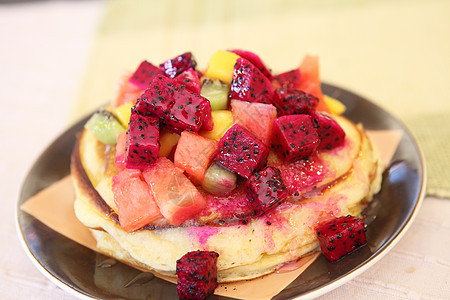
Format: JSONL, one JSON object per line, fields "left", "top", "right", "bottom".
{"left": 125, "top": 109, "right": 160, "bottom": 169}
{"left": 245, "top": 166, "right": 290, "bottom": 216}
{"left": 271, "top": 114, "right": 319, "bottom": 163}
{"left": 213, "top": 124, "right": 269, "bottom": 179}
{"left": 229, "top": 57, "right": 274, "bottom": 104}
{"left": 316, "top": 215, "right": 367, "bottom": 262}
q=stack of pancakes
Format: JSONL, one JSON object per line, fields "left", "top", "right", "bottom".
{"left": 71, "top": 114, "right": 382, "bottom": 282}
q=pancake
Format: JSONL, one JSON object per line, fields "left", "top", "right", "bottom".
{"left": 71, "top": 114, "right": 383, "bottom": 282}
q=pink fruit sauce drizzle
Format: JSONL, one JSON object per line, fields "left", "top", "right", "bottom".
{"left": 184, "top": 136, "right": 351, "bottom": 250}
{"left": 302, "top": 196, "right": 344, "bottom": 229}
{"left": 196, "top": 182, "right": 254, "bottom": 221}
{"left": 187, "top": 226, "right": 220, "bottom": 246}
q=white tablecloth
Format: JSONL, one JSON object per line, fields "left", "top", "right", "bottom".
{"left": 1, "top": 1, "right": 449, "bottom": 299}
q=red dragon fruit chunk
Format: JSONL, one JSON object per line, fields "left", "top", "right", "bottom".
{"left": 129, "top": 60, "right": 165, "bottom": 89}
{"left": 271, "top": 68, "right": 302, "bottom": 90}
{"left": 230, "top": 49, "right": 273, "bottom": 80}
{"left": 213, "top": 124, "right": 269, "bottom": 179}
{"left": 167, "top": 83, "right": 213, "bottom": 133}
{"left": 229, "top": 57, "right": 274, "bottom": 104}
{"left": 176, "top": 250, "right": 219, "bottom": 299}
{"left": 316, "top": 215, "right": 367, "bottom": 262}
{"left": 174, "top": 68, "right": 201, "bottom": 94}
{"left": 271, "top": 114, "right": 319, "bottom": 163}
{"left": 309, "top": 110, "right": 346, "bottom": 150}
{"left": 133, "top": 76, "right": 212, "bottom": 134}
{"left": 272, "top": 88, "right": 319, "bottom": 116}
{"left": 125, "top": 109, "right": 160, "bottom": 169}
{"left": 245, "top": 166, "right": 290, "bottom": 216}
{"left": 159, "top": 51, "right": 197, "bottom": 78}
{"left": 134, "top": 75, "right": 175, "bottom": 119}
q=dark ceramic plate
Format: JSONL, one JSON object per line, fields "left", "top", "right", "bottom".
{"left": 17, "top": 83, "right": 426, "bottom": 300}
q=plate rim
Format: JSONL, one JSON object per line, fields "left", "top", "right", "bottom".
{"left": 16, "top": 83, "right": 427, "bottom": 300}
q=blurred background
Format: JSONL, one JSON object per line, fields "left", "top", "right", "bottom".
{"left": 1, "top": 0, "right": 449, "bottom": 299}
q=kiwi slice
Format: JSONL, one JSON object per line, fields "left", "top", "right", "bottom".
{"left": 84, "top": 109, "right": 126, "bottom": 145}
{"left": 200, "top": 78, "right": 230, "bottom": 111}
{"left": 202, "top": 163, "right": 237, "bottom": 196}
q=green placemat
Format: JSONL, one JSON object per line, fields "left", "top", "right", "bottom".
{"left": 72, "top": 0, "right": 450, "bottom": 198}
{"left": 405, "top": 113, "right": 450, "bottom": 198}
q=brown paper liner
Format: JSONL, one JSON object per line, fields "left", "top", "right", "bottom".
{"left": 20, "top": 129, "right": 403, "bottom": 299}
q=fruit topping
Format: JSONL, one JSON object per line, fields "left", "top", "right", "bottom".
{"left": 158, "top": 130, "right": 180, "bottom": 158}
{"left": 134, "top": 76, "right": 212, "bottom": 134}
{"left": 229, "top": 57, "right": 274, "bottom": 104}
{"left": 125, "top": 110, "right": 160, "bottom": 169}
{"left": 316, "top": 215, "right": 367, "bottom": 262}
{"left": 213, "top": 124, "right": 269, "bottom": 179}
{"left": 169, "top": 83, "right": 213, "bottom": 132}
{"left": 112, "top": 168, "right": 163, "bottom": 232}
{"left": 134, "top": 75, "right": 174, "bottom": 119}
{"left": 142, "top": 157, "right": 206, "bottom": 226}
{"left": 323, "top": 95, "right": 346, "bottom": 115}
{"left": 174, "top": 131, "right": 218, "bottom": 185}
{"left": 106, "top": 50, "right": 352, "bottom": 231}
{"left": 113, "top": 101, "right": 134, "bottom": 127}
{"left": 204, "top": 50, "right": 240, "bottom": 85}
{"left": 229, "top": 49, "right": 273, "bottom": 80}
{"left": 309, "top": 110, "right": 346, "bottom": 150}
{"left": 115, "top": 131, "right": 127, "bottom": 171}
{"left": 200, "top": 78, "right": 230, "bottom": 111}
{"left": 84, "top": 109, "right": 126, "bottom": 145}
{"left": 245, "top": 166, "right": 289, "bottom": 216}
{"left": 271, "top": 114, "right": 319, "bottom": 163}
{"left": 230, "top": 100, "right": 277, "bottom": 146}
{"left": 113, "top": 72, "right": 145, "bottom": 107}
{"left": 129, "top": 60, "right": 165, "bottom": 89}
{"left": 271, "top": 68, "right": 302, "bottom": 90}
{"left": 199, "top": 110, "right": 234, "bottom": 140}
{"left": 272, "top": 88, "right": 319, "bottom": 116}
{"left": 176, "top": 250, "right": 219, "bottom": 300}
{"left": 174, "top": 68, "right": 201, "bottom": 94}
{"left": 202, "top": 162, "right": 237, "bottom": 196}
{"left": 159, "top": 51, "right": 197, "bottom": 78}
{"left": 298, "top": 55, "right": 329, "bottom": 112}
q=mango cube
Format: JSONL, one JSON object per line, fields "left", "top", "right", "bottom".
{"left": 199, "top": 110, "right": 234, "bottom": 140}
{"left": 323, "top": 95, "right": 346, "bottom": 115}
{"left": 113, "top": 101, "right": 134, "bottom": 126}
{"left": 158, "top": 130, "right": 181, "bottom": 157}
{"left": 204, "top": 50, "right": 240, "bottom": 85}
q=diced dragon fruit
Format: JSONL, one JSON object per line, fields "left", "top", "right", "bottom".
{"left": 213, "top": 124, "right": 269, "bottom": 179}
{"left": 229, "top": 57, "right": 274, "bottom": 104}
{"left": 271, "top": 114, "right": 319, "bottom": 163}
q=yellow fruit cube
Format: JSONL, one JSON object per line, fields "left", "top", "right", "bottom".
{"left": 113, "top": 101, "right": 134, "bottom": 126}
{"left": 158, "top": 130, "right": 180, "bottom": 157}
{"left": 199, "top": 110, "right": 234, "bottom": 140}
{"left": 324, "top": 95, "right": 346, "bottom": 115}
{"left": 204, "top": 50, "right": 240, "bottom": 85}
